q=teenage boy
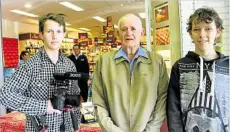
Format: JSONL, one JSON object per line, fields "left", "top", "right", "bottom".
{"left": 0, "top": 13, "right": 81, "bottom": 132}
{"left": 167, "top": 7, "right": 229, "bottom": 132}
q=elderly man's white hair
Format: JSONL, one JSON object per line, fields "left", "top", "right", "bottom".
{"left": 117, "top": 14, "right": 143, "bottom": 30}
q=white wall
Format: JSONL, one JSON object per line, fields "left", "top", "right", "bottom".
{"left": 2, "top": 19, "right": 87, "bottom": 39}
{"left": 179, "top": 0, "right": 229, "bottom": 56}
{"left": 0, "top": 1, "right": 7, "bottom": 116}
{"left": 2, "top": 19, "right": 19, "bottom": 38}
{"left": 2, "top": 19, "right": 39, "bottom": 38}
{"left": 18, "top": 22, "right": 39, "bottom": 34}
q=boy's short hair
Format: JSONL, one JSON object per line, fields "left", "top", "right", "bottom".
{"left": 39, "top": 13, "right": 66, "bottom": 33}
{"left": 73, "top": 44, "right": 81, "bottom": 49}
{"left": 186, "top": 7, "right": 224, "bottom": 32}
{"left": 20, "top": 51, "right": 29, "bottom": 60}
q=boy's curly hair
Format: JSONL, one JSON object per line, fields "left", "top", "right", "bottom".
{"left": 186, "top": 7, "right": 224, "bottom": 32}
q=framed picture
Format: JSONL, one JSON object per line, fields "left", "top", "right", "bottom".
{"left": 155, "top": 26, "right": 170, "bottom": 45}
{"left": 155, "top": 2, "right": 169, "bottom": 23}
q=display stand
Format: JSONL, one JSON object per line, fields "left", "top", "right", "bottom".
{"left": 152, "top": 0, "right": 181, "bottom": 74}
{"left": 19, "top": 33, "right": 43, "bottom": 56}
{"left": 19, "top": 33, "right": 78, "bottom": 56}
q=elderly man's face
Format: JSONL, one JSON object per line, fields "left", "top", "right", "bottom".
{"left": 118, "top": 15, "right": 144, "bottom": 49}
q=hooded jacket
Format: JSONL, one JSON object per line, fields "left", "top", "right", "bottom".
{"left": 167, "top": 51, "right": 229, "bottom": 132}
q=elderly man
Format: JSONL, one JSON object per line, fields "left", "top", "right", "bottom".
{"left": 92, "top": 14, "right": 168, "bottom": 132}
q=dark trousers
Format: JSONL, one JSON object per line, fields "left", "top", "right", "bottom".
{"left": 78, "top": 79, "right": 88, "bottom": 102}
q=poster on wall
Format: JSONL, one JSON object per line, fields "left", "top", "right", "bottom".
{"left": 155, "top": 26, "right": 170, "bottom": 45}
{"left": 3, "top": 38, "right": 19, "bottom": 68}
{"left": 78, "top": 33, "right": 88, "bottom": 46}
{"left": 78, "top": 33, "right": 88, "bottom": 40}
{"left": 155, "top": 2, "right": 169, "bottom": 23}
{"left": 107, "top": 16, "right": 113, "bottom": 27}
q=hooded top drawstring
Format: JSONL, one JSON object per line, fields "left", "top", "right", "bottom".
{"left": 211, "top": 61, "right": 215, "bottom": 96}
{"left": 199, "top": 56, "right": 204, "bottom": 91}
{"left": 199, "top": 56, "right": 216, "bottom": 107}
{"left": 198, "top": 57, "right": 216, "bottom": 94}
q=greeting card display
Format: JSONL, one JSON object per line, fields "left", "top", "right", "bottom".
{"left": 3, "top": 38, "right": 19, "bottom": 68}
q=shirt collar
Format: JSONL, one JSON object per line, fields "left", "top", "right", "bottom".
{"left": 40, "top": 47, "right": 64, "bottom": 63}
{"left": 75, "top": 52, "right": 82, "bottom": 57}
{"left": 114, "top": 46, "right": 148, "bottom": 60}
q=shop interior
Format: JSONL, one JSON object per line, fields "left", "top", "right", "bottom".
{"left": 0, "top": 0, "right": 229, "bottom": 131}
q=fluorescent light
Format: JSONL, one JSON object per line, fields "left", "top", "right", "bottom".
{"left": 138, "top": 12, "right": 145, "bottom": 19}
{"left": 114, "top": 25, "right": 118, "bottom": 28}
{"left": 79, "top": 28, "right": 90, "bottom": 31}
{"left": 24, "top": 4, "right": 32, "bottom": 8}
{"left": 92, "top": 16, "right": 106, "bottom": 22}
{"left": 65, "top": 22, "right": 71, "bottom": 26}
{"left": 59, "top": 2, "right": 84, "bottom": 11}
{"left": 10, "top": 10, "right": 38, "bottom": 17}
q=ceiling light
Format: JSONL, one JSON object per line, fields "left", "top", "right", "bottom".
{"left": 92, "top": 16, "right": 106, "bottom": 22}
{"left": 24, "top": 4, "right": 32, "bottom": 8}
{"left": 10, "top": 10, "right": 38, "bottom": 17}
{"left": 138, "top": 12, "right": 145, "bottom": 19}
{"left": 114, "top": 25, "right": 118, "bottom": 28}
{"left": 79, "top": 28, "right": 90, "bottom": 31}
{"left": 59, "top": 2, "right": 84, "bottom": 11}
{"left": 65, "top": 22, "right": 71, "bottom": 26}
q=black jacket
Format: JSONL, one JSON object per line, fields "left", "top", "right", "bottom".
{"left": 68, "top": 54, "right": 89, "bottom": 74}
{"left": 68, "top": 54, "right": 90, "bottom": 101}
{"left": 167, "top": 51, "right": 229, "bottom": 132}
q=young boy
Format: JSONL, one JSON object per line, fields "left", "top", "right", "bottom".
{"left": 167, "top": 7, "right": 229, "bottom": 132}
{"left": 0, "top": 13, "right": 81, "bottom": 132}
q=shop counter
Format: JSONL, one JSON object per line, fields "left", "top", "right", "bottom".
{"left": 0, "top": 111, "right": 25, "bottom": 132}
{"left": 0, "top": 112, "right": 167, "bottom": 132}
{"left": 0, "top": 111, "right": 102, "bottom": 132}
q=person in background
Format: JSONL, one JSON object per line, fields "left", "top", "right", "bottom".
{"left": 92, "top": 14, "right": 168, "bottom": 132}
{"left": 167, "top": 7, "right": 229, "bottom": 132}
{"left": 19, "top": 50, "right": 30, "bottom": 66}
{"left": 0, "top": 13, "right": 81, "bottom": 132}
{"left": 68, "top": 44, "right": 89, "bottom": 102}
